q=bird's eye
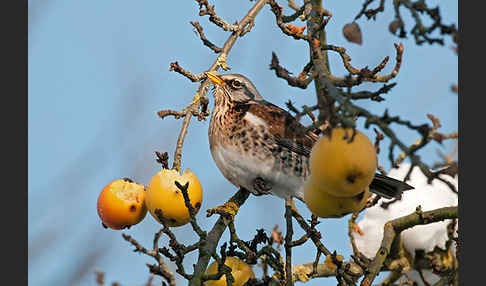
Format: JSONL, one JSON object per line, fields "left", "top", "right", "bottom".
{"left": 231, "top": 80, "right": 242, "bottom": 89}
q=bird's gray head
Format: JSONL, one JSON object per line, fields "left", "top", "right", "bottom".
{"left": 205, "top": 72, "right": 264, "bottom": 105}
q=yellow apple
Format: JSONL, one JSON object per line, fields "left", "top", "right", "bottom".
{"left": 97, "top": 179, "right": 147, "bottom": 230}
{"left": 310, "top": 127, "right": 377, "bottom": 198}
{"left": 205, "top": 257, "right": 255, "bottom": 286}
{"left": 145, "top": 168, "right": 203, "bottom": 227}
{"left": 304, "top": 178, "right": 370, "bottom": 218}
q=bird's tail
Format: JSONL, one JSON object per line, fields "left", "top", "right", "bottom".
{"left": 369, "top": 173, "right": 414, "bottom": 200}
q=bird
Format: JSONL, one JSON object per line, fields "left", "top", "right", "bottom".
{"left": 205, "top": 71, "right": 413, "bottom": 204}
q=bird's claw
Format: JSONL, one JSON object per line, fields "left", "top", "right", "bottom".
{"left": 252, "top": 177, "right": 272, "bottom": 196}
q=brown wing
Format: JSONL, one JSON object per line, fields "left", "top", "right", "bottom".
{"left": 246, "top": 101, "right": 414, "bottom": 199}
{"left": 247, "top": 101, "right": 319, "bottom": 157}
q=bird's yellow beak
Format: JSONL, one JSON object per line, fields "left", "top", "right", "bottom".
{"left": 205, "top": 71, "right": 225, "bottom": 86}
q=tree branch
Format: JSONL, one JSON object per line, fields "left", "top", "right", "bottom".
{"left": 189, "top": 188, "right": 251, "bottom": 286}
{"left": 360, "top": 206, "right": 458, "bottom": 286}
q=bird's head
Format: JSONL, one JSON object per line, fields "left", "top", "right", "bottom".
{"left": 205, "top": 72, "right": 264, "bottom": 105}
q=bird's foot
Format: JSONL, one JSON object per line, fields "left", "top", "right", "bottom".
{"left": 251, "top": 177, "right": 272, "bottom": 196}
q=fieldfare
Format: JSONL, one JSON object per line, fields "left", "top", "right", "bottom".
{"left": 205, "top": 72, "right": 413, "bottom": 202}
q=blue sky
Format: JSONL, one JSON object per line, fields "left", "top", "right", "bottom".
{"left": 28, "top": 1, "right": 457, "bottom": 285}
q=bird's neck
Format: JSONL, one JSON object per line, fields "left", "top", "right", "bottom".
{"left": 209, "top": 100, "right": 250, "bottom": 148}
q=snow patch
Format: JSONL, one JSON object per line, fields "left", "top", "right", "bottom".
{"left": 352, "top": 163, "right": 458, "bottom": 259}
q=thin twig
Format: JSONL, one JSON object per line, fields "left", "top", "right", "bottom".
{"left": 290, "top": 204, "right": 331, "bottom": 257}
{"left": 174, "top": 181, "right": 207, "bottom": 238}
{"left": 270, "top": 52, "right": 314, "bottom": 89}
{"left": 195, "top": 0, "right": 239, "bottom": 31}
{"left": 329, "top": 43, "right": 404, "bottom": 87}
{"left": 172, "top": 113, "right": 193, "bottom": 172}
{"left": 122, "top": 232, "right": 177, "bottom": 286}
{"left": 268, "top": 1, "right": 310, "bottom": 41}
{"left": 169, "top": 61, "right": 205, "bottom": 82}
{"left": 284, "top": 198, "right": 294, "bottom": 286}
{"left": 190, "top": 21, "right": 222, "bottom": 53}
